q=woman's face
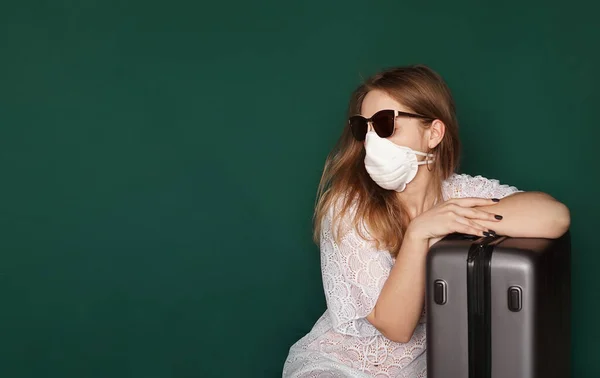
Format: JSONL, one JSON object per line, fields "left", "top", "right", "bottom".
{"left": 360, "top": 89, "right": 430, "bottom": 154}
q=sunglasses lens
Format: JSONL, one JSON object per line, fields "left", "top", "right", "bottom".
{"left": 348, "top": 110, "right": 396, "bottom": 141}
{"left": 371, "top": 110, "right": 395, "bottom": 138}
{"left": 349, "top": 116, "right": 368, "bottom": 141}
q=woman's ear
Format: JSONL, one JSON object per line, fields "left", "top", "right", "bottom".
{"left": 428, "top": 119, "right": 445, "bottom": 149}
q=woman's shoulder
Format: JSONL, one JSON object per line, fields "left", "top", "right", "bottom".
{"left": 321, "top": 193, "right": 376, "bottom": 243}
{"left": 322, "top": 193, "right": 359, "bottom": 231}
{"left": 442, "top": 173, "right": 522, "bottom": 200}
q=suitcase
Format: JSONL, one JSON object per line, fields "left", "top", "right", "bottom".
{"left": 426, "top": 232, "right": 571, "bottom": 378}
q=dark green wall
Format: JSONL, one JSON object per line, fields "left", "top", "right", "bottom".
{"left": 1, "top": 1, "right": 598, "bottom": 377}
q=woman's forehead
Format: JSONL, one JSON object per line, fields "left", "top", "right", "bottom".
{"left": 361, "top": 90, "right": 410, "bottom": 117}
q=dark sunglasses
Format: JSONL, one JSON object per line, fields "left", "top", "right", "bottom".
{"left": 348, "top": 109, "right": 435, "bottom": 141}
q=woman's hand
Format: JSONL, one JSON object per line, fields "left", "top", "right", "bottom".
{"left": 407, "top": 197, "right": 503, "bottom": 244}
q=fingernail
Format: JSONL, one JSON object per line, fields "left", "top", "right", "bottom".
{"left": 489, "top": 229, "right": 497, "bottom": 236}
{"left": 492, "top": 198, "right": 500, "bottom": 202}
{"left": 495, "top": 214, "right": 503, "bottom": 220}
{"left": 483, "top": 231, "right": 491, "bottom": 237}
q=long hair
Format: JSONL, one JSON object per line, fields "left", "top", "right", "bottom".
{"left": 313, "top": 65, "right": 461, "bottom": 257}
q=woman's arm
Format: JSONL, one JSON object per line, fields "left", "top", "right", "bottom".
{"left": 475, "top": 192, "right": 570, "bottom": 239}
{"left": 365, "top": 192, "right": 571, "bottom": 342}
{"left": 366, "top": 197, "right": 502, "bottom": 343}
{"left": 366, "top": 234, "right": 428, "bottom": 343}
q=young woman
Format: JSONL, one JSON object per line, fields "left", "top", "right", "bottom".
{"left": 282, "top": 65, "right": 570, "bottom": 378}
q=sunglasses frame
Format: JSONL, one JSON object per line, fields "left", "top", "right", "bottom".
{"left": 348, "top": 109, "right": 435, "bottom": 141}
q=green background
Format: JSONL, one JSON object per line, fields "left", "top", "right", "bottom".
{"left": 1, "top": 1, "right": 598, "bottom": 377}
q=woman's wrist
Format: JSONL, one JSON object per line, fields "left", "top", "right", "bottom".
{"left": 401, "top": 227, "right": 430, "bottom": 255}
{"left": 404, "top": 224, "right": 428, "bottom": 244}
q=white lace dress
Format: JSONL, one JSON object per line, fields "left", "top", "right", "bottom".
{"left": 282, "top": 174, "right": 521, "bottom": 378}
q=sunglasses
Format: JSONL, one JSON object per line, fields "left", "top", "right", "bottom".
{"left": 348, "top": 109, "right": 435, "bottom": 141}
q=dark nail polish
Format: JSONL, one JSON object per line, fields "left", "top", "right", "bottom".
{"left": 492, "top": 198, "right": 500, "bottom": 202}
{"left": 495, "top": 214, "right": 503, "bottom": 220}
{"left": 489, "top": 229, "right": 497, "bottom": 236}
{"left": 483, "top": 231, "right": 491, "bottom": 237}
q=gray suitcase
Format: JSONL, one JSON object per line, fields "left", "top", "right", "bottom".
{"left": 426, "top": 232, "right": 571, "bottom": 378}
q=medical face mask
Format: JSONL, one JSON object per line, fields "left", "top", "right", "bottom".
{"left": 364, "top": 131, "right": 435, "bottom": 192}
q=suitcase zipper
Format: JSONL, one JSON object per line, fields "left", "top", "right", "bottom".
{"left": 466, "top": 235, "right": 506, "bottom": 378}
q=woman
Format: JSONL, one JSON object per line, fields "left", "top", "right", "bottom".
{"left": 282, "top": 65, "right": 570, "bottom": 377}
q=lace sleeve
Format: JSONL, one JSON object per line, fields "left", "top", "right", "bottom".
{"left": 320, "top": 206, "right": 392, "bottom": 338}
{"left": 442, "top": 173, "right": 522, "bottom": 200}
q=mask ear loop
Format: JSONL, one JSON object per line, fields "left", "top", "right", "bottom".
{"left": 426, "top": 147, "right": 434, "bottom": 172}
{"left": 424, "top": 117, "right": 437, "bottom": 171}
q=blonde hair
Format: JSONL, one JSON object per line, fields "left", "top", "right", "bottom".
{"left": 313, "top": 65, "right": 461, "bottom": 257}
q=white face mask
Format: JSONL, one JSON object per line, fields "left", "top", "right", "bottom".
{"left": 364, "top": 131, "right": 435, "bottom": 192}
